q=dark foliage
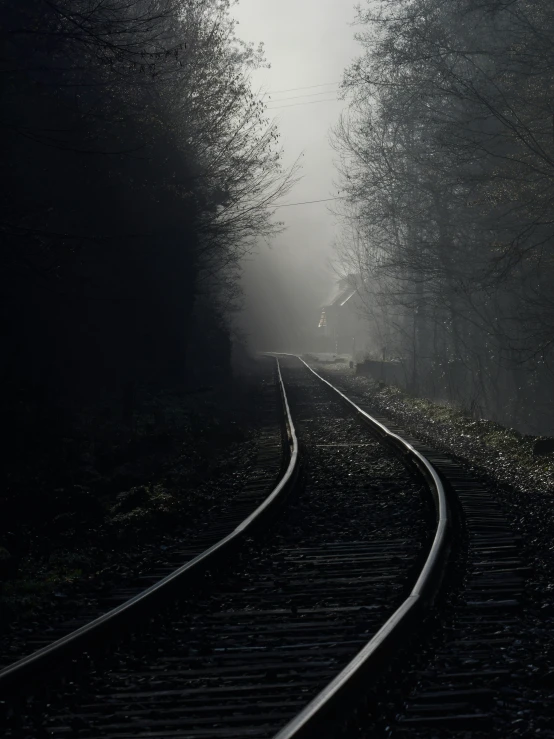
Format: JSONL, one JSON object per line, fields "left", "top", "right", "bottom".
{"left": 0, "top": 1, "right": 293, "bottom": 546}
{"left": 334, "top": 0, "right": 554, "bottom": 433}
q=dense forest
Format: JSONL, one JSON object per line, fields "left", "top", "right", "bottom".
{"left": 1, "top": 0, "right": 297, "bottom": 547}
{"left": 334, "top": 0, "right": 554, "bottom": 434}
{"left": 2, "top": 4, "right": 295, "bottom": 440}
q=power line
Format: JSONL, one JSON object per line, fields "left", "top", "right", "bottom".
{"left": 266, "top": 81, "right": 339, "bottom": 95}
{"left": 267, "top": 97, "right": 341, "bottom": 110}
{"left": 266, "top": 89, "right": 339, "bottom": 104}
{"left": 273, "top": 196, "right": 345, "bottom": 208}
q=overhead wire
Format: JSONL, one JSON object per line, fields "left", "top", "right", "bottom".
{"left": 272, "top": 196, "right": 345, "bottom": 208}
{"left": 264, "top": 89, "right": 339, "bottom": 104}
{"left": 265, "top": 81, "right": 340, "bottom": 95}
{"left": 250, "top": 82, "right": 348, "bottom": 208}
{"left": 267, "top": 97, "right": 342, "bottom": 110}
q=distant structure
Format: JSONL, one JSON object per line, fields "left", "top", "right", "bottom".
{"left": 316, "top": 275, "right": 367, "bottom": 355}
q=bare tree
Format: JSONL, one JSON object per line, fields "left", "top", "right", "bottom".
{"left": 332, "top": 0, "right": 554, "bottom": 430}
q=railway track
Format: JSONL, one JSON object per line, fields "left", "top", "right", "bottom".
{"left": 308, "top": 364, "right": 547, "bottom": 738}
{"left": 341, "top": 429, "right": 527, "bottom": 737}
{"left": 0, "top": 358, "right": 284, "bottom": 672}
{"left": 5, "top": 353, "right": 535, "bottom": 737}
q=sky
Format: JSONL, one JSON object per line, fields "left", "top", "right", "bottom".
{"left": 232, "top": 0, "right": 362, "bottom": 349}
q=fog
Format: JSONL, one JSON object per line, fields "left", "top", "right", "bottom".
{"left": 3, "top": 0, "right": 554, "bottom": 438}
{"left": 2, "top": 3, "right": 553, "bottom": 733}
{"left": 231, "top": 0, "right": 360, "bottom": 352}
{"left": 233, "top": 0, "right": 554, "bottom": 435}
{"left": 238, "top": 243, "right": 333, "bottom": 352}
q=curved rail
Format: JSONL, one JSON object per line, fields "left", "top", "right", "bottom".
{"left": 0, "top": 358, "right": 299, "bottom": 694}
{"left": 271, "top": 354, "right": 449, "bottom": 739}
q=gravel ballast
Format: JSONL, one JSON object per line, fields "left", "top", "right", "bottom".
{"left": 309, "top": 359, "right": 554, "bottom": 737}
{"left": 2, "top": 355, "right": 430, "bottom": 738}
{"left": 0, "top": 358, "right": 281, "bottom": 669}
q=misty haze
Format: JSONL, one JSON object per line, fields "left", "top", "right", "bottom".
{"left": 2, "top": 1, "right": 554, "bottom": 737}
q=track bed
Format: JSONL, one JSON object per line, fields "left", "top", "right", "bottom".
{"left": 2, "top": 356, "right": 430, "bottom": 738}
{"left": 1, "top": 358, "right": 284, "bottom": 672}
{"left": 312, "top": 364, "right": 552, "bottom": 738}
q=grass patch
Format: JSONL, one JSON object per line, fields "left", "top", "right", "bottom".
{"left": 378, "top": 384, "right": 548, "bottom": 472}
{"left": 312, "top": 360, "right": 554, "bottom": 495}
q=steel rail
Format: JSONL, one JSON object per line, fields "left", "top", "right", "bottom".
{"left": 271, "top": 355, "right": 449, "bottom": 739}
{"left": 0, "top": 358, "right": 299, "bottom": 694}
